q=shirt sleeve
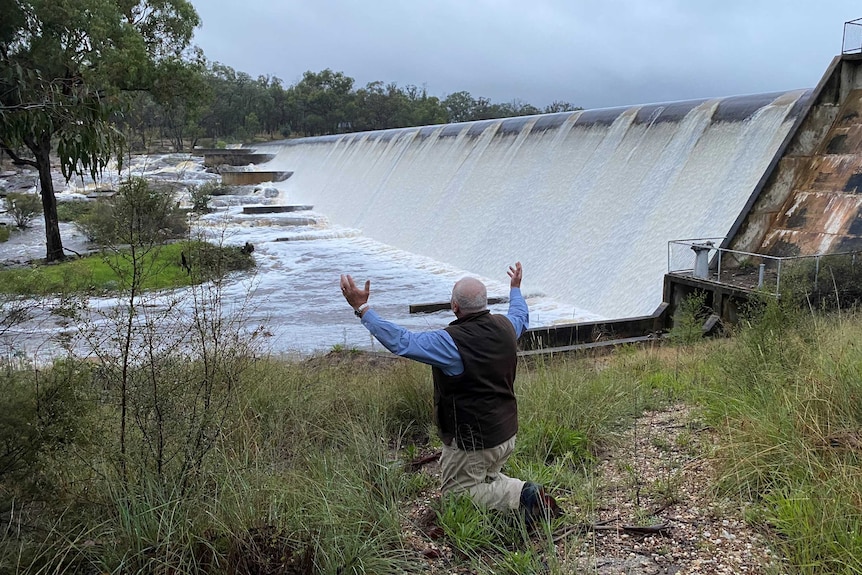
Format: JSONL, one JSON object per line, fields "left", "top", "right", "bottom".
{"left": 506, "top": 287, "right": 529, "bottom": 337}
{"left": 360, "top": 309, "right": 464, "bottom": 376}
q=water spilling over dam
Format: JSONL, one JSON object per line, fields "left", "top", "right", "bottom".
{"left": 259, "top": 90, "right": 810, "bottom": 319}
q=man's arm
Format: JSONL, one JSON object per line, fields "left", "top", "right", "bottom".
{"left": 505, "top": 262, "right": 529, "bottom": 337}
{"left": 361, "top": 309, "right": 464, "bottom": 376}
{"left": 340, "top": 273, "right": 464, "bottom": 376}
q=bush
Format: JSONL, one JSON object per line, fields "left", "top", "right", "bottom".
{"left": 4, "top": 192, "right": 42, "bottom": 229}
{"left": 0, "top": 224, "right": 9, "bottom": 242}
{"left": 186, "top": 181, "right": 231, "bottom": 212}
{"left": 74, "top": 178, "right": 188, "bottom": 246}
{"left": 667, "top": 291, "right": 709, "bottom": 345}
{"left": 56, "top": 200, "right": 95, "bottom": 223}
{"left": 0, "top": 359, "right": 93, "bottom": 501}
{"left": 780, "top": 253, "right": 862, "bottom": 311}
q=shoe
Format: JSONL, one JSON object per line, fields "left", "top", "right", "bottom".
{"left": 519, "top": 482, "right": 562, "bottom": 527}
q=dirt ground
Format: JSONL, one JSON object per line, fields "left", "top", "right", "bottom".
{"left": 398, "top": 403, "right": 787, "bottom": 575}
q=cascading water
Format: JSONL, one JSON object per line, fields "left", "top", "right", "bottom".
{"left": 261, "top": 89, "right": 811, "bottom": 319}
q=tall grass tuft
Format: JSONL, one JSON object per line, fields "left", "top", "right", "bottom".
{"left": 698, "top": 299, "right": 862, "bottom": 573}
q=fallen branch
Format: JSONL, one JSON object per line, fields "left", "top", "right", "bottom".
{"left": 554, "top": 520, "right": 672, "bottom": 542}
{"left": 405, "top": 451, "right": 441, "bottom": 472}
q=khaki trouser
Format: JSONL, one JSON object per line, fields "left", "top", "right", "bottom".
{"left": 440, "top": 435, "right": 524, "bottom": 510}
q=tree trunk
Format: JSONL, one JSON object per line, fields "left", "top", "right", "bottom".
{"left": 31, "top": 132, "right": 65, "bottom": 262}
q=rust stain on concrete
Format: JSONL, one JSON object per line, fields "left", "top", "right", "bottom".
{"left": 762, "top": 89, "right": 862, "bottom": 256}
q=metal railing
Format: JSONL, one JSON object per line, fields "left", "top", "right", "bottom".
{"left": 843, "top": 18, "right": 862, "bottom": 54}
{"left": 668, "top": 239, "right": 862, "bottom": 298}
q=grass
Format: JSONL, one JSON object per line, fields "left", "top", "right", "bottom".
{"left": 0, "top": 241, "right": 254, "bottom": 295}
{"left": 1, "top": 299, "right": 862, "bottom": 573}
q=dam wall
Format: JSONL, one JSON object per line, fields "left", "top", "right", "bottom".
{"left": 258, "top": 91, "right": 810, "bottom": 319}
{"left": 728, "top": 55, "right": 862, "bottom": 257}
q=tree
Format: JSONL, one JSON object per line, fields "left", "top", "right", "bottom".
{"left": 544, "top": 100, "right": 582, "bottom": 114}
{"left": 443, "top": 91, "right": 477, "bottom": 123}
{"left": 0, "top": 0, "right": 199, "bottom": 262}
{"left": 149, "top": 50, "right": 211, "bottom": 151}
{"left": 290, "top": 69, "right": 355, "bottom": 135}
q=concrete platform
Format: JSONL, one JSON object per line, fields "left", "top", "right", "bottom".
{"left": 221, "top": 171, "right": 293, "bottom": 185}
{"left": 204, "top": 153, "right": 275, "bottom": 167}
{"left": 409, "top": 297, "right": 508, "bottom": 314}
{"left": 191, "top": 148, "right": 254, "bottom": 156}
{"left": 519, "top": 303, "right": 668, "bottom": 351}
{"left": 242, "top": 205, "right": 313, "bottom": 214}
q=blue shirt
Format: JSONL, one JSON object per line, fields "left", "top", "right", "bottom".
{"left": 360, "top": 287, "right": 529, "bottom": 376}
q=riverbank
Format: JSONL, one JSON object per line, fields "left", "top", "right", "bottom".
{"left": 2, "top": 301, "right": 860, "bottom": 574}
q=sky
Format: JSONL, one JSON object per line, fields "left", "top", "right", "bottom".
{"left": 192, "top": 1, "right": 862, "bottom": 111}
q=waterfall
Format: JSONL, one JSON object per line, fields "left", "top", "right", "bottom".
{"left": 261, "top": 89, "right": 810, "bottom": 319}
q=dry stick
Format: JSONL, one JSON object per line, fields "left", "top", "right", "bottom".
{"left": 406, "top": 451, "right": 442, "bottom": 472}
{"left": 553, "top": 519, "right": 672, "bottom": 543}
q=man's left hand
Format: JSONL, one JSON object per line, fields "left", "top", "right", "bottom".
{"left": 340, "top": 274, "right": 370, "bottom": 309}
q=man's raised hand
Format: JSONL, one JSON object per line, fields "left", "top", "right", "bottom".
{"left": 507, "top": 262, "right": 523, "bottom": 289}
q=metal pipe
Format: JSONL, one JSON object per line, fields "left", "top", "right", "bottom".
{"left": 776, "top": 259, "right": 782, "bottom": 295}
{"left": 758, "top": 263, "right": 765, "bottom": 288}
{"left": 815, "top": 256, "right": 820, "bottom": 287}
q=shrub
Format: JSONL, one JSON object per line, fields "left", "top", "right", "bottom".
{"left": 667, "top": 291, "right": 709, "bottom": 345}
{"left": 780, "top": 253, "right": 862, "bottom": 311}
{"left": 0, "top": 359, "right": 93, "bottom": 500}
{"left": 0, "top": 224, "right": 9, "bottom": 242}
{"left": 4, "top": 192, "right": 42, "bottom": 229}
{"left": 56, "top": 200, "right": 95, "bottom": 223}
{"left": 74, "top": 178, "right": 188, "bottom": 246}
{"left": 187, "top": 181, "right": 232, "bottom": 212}
{"left": 187, "top": 183, "right": 212, "bottom": 213}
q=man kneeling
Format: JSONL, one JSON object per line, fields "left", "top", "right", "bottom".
{"left": 339, "top": 262, "right": 560, "bottom": 525}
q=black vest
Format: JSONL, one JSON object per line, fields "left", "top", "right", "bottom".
{"left": 431, "top": 310, "right": 518, "bottom": 450}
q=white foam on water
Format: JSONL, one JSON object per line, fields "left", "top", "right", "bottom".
{"left": 1, "top": 91, "right": 810, "bottom": 360}
{"left": 0, "top": 185, "right": 593, "bottom": 361}
{"left": 264, "top": 90, "right": 809, "bottom": 318}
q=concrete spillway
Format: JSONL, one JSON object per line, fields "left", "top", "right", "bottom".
{"left": 729, "top": 55, "right": 862, "bottom": 258}
{"left": 257, "top": 91, "right": 810, "bottom": 319}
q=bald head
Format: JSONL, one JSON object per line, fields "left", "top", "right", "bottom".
{"left": 451, "top": 277, "right": 487, "bottom": 317}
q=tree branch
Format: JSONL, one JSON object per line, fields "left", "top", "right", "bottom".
{"left": 0, "top": 142, "right": 38, "bottom": 168}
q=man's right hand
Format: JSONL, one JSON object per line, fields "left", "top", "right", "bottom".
{"left": 508, "top": 262, "right": 522, "bottom": 289}
{"left": 340, "top": 274, "right": 370, "bottom": 309}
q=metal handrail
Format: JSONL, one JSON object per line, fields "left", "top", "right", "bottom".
{"left": 843, "top": 18, "right": 862, "bottom": 54}
{"left": 668, "top": 238, "right": 862, "bottom": 297}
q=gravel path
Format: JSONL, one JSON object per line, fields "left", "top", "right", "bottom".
{"left": 566, "top": 404, "right": 785, "bottom": 574}
{"left": 403, "top": 403, "right": 789, "bottom": 574}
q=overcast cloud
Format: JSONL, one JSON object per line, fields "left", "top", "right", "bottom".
{"left": 192, "top": 1, "right": 862, "bottom": 110}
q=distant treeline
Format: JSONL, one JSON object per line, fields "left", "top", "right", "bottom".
{"left": 120, "top": 61, "right": 582, "bottom": 150}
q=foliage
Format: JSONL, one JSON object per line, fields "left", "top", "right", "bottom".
{"left": 4, "top": 192, "right": 41, "bottom": 229}
{"left": 0, "top": 359, "right": 93, "bottom": 502}
{"left": 0, "top": 225, "right": 8, "bottom": 242}
{"left": 187, "top": 181, "right": 219, "bottom": 213}
{"left": 0, "top": 0, "right": 200, "bottom": 260}
{"left": 74, "top": 178, "right": 188, "bottom": 246}
{"left": 55, "top": 200, "right": 96, "bottom": 223}
{"left": 693, "top": 302, "right": 862, "bottom": 573}
{"left": 437, "top": 495, "right": 495, "bottom": 553}
{"left": 13, "top": 297, "right": 862, "bottom": 572}
{"left": 158, "top": 62, "right": 583, "bottom": 146}
{"left": 779, "top": 253, "right": 862, "bottom": 311}
{"left": 667, "top": 291, "right": 709, "bottom": 345}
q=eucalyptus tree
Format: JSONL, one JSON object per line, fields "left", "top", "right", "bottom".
{"left": 0, "top": 0, "right": 199, "bottom": 261}
{"left": 443, "top": 91, "right": 477, "bottom": 123}
{"left": 149, "top": 51, "right": 211, "bottom": 151}
{"left": 544, "top": 100, "right": 583, "bottom": 114}
{"left": 289, "top": 69, "right": 356, "bottom": 136}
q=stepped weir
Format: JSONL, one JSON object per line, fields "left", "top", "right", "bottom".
{"left": 214, "top": 50, "right": 862, "bottom": 352}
